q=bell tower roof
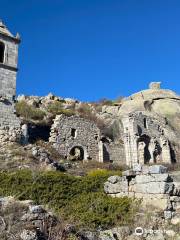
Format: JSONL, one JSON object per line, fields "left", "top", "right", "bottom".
{"left": 0, "top": 19, "right": 14, "bottom": 38}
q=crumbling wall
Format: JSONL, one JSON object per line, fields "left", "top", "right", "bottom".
{"left": 108, "top": 141, "right": 126, "bottom": 165}
{"left": 122, "top": 112, "right": 173, "bottom": 167}
{"left": 104, "top": 165, "right": 180, "bottom": 220}
{"left": 49, "top": 115, "right": 102, "bottom": 161}
{"left": 0, "top": 97, "right": 21, "bottom": 143}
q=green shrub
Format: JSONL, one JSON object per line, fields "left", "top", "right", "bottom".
{"left": 16, "top": 101, "right": 46, "bottom": 121}
{"left": 0, "top": 169, "right": 137, "bottom": 230}
{"left": 63, "top": 193, "right": 133, "bottom": 229}
{"left": 47, "top": 101, "right": 75, "bottom": 117}
{"left": 98, "top": 98, "right": 114, "bottom": 106}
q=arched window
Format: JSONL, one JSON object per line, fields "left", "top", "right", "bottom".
{"left": 0, "top": 42, "right": 5, "bottom": 63}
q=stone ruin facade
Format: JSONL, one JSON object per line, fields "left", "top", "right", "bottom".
{"left": 50, "top": 114, "right": 110, "bottom": 162}
{"left": 122, "top": 112, "right": 173, "bottom": 167}
{"left": 49, "top": 110, "right": 175, "bottom": 165}
{"left": 0, "top": 20, "right": 22, "bottom": 143}
{"left": 49, "top": 114, "right": 126, "bottom": 163}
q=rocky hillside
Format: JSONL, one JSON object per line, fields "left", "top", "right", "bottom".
{"left": 0, "top": 83, "right": 179, "bottom": 240}
{"left": 16, "top": 82, "right": 180, "bottom": 144}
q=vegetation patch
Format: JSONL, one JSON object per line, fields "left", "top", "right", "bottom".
{"left": 47, "top": 101, "right": 75, "bottom": 117}
{"left": 16, "top": 101, "right": 46, "bottom": 121}
{"left": 0, "top": 169, "right": 137, "bottom": 230}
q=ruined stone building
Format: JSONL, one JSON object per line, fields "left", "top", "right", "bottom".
{"left": 122, "top": 112, "right": 173, "bottom": 167}
{"left": 49, "top": 114, "right": 126, "bottom": 163}
{"left": 0, "top": 20, "right": 22, "bottom": 142}
{"left": 49, "top": 81, "right": 179, "bottom": 165}
{"left": 49, "top": 110, "right": 175, "bottom": 166}
{"left": 49, "top": 115, "right": 109, "bottom": 162}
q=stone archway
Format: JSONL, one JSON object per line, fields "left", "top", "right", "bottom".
{"left": 69, "top": 146, "right": 85, "bottom": 161}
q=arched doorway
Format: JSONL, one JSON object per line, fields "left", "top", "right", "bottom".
{"left": 69, "top": 146, "right": 84, "bottom": 161}
{"left": 0, "top": 42, "right": 5, "bottom": 63}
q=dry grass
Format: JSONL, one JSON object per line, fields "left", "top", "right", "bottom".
{"left": 66, "top": 160, "right": 127, "bottom": 176}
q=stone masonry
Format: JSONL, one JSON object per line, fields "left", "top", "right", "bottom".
{"left": 0, "top": 20, "right": 22, "bottom": 142}
{"left": 49, "top": 114, "right": 127, "bottom": 163}
{"left": 50, "top": 114, "right": 104, "bottom": 161}
{"left": 104, "top": 164, "right": 180, "bottom": 220}
{"left": 122, "top": 111, "right": 173, "bottom": 167}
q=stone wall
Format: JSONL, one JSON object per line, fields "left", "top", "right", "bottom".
{"left": 0, "top": 22, "right": 22, "bottom": 143}
{"left": 0, "top": 101, "right": 21, "bottom": 142}
{"left": 0, "top": 34, "right": 19, "bottom": 99}
{"left": 0, "top": 66, "right": 17, "bottom": 99}
{"left": 122, "top": 111, "right": 173, "bottom": 167}
{"left": 49, "top": 115, "right": 102, "bottom": 161}
{"left": 104, "top": 165, "right": 180, "bottom": 220}
{"left": 108, "top": 141, "right": 126, "bottom": 165}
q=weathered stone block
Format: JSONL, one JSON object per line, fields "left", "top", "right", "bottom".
{"left": 104, "top": 180, "right": 128, "bottom": 194}
{"left": 135, "top": 173, "right": 171, "bottom": 184}
{"left": 132, "top": 163, "right": 142, "bottom": 172}
{"left": 139, "top": 196, "right": 169, "bottom": 210}
{"left": 141, "top": 165, "right": 150, "bottom": 174}
{"left": 149, "top": 82, "right": 161, "bottom": 90}
{"left": 107, "top": 176, "right": 121, "bottom": 184}
{"left": 149, "top": 165, "right": 167, "bottom": 174}
{"left": 134, "top": 182, "right": 174, "bottom": 194}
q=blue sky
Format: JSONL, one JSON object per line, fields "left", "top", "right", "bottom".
{"left": 1, "top": 0, "right": 180, "bottom": 101}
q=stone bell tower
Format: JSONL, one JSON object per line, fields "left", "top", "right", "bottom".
{"left": 0, "top": 20, "right": 21, "bottom": 142}
{"left": 0, "top": 20, "right": 20, "bottom": 99}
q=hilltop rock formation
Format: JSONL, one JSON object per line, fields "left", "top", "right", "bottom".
{"left": 99, "top": 82, "right": 180, "bottom": 166}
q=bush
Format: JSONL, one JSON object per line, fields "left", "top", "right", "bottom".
{"left": 0, "top": 170, "right": 137, "bottom": 230}
{"left": 63, "top": 193, "right": 132, "bottom": 229}
{"left": 115, "top": 96, "right": 124, "bottom": 104}
{"left": 16, "top": 101, "right": 46, "bottom": 121}
{"left": 98, "top": 98, "right": 114, "bottom": 106}
{"left": 47, "top": 101, "right": 75, "bottom": 117}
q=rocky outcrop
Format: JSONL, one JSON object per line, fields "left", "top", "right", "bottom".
{"left": 0, "top": 197, "right": 56, "bottom": 240}
{"left": 31, "top": 146, "right": 64, "bottom": 171}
